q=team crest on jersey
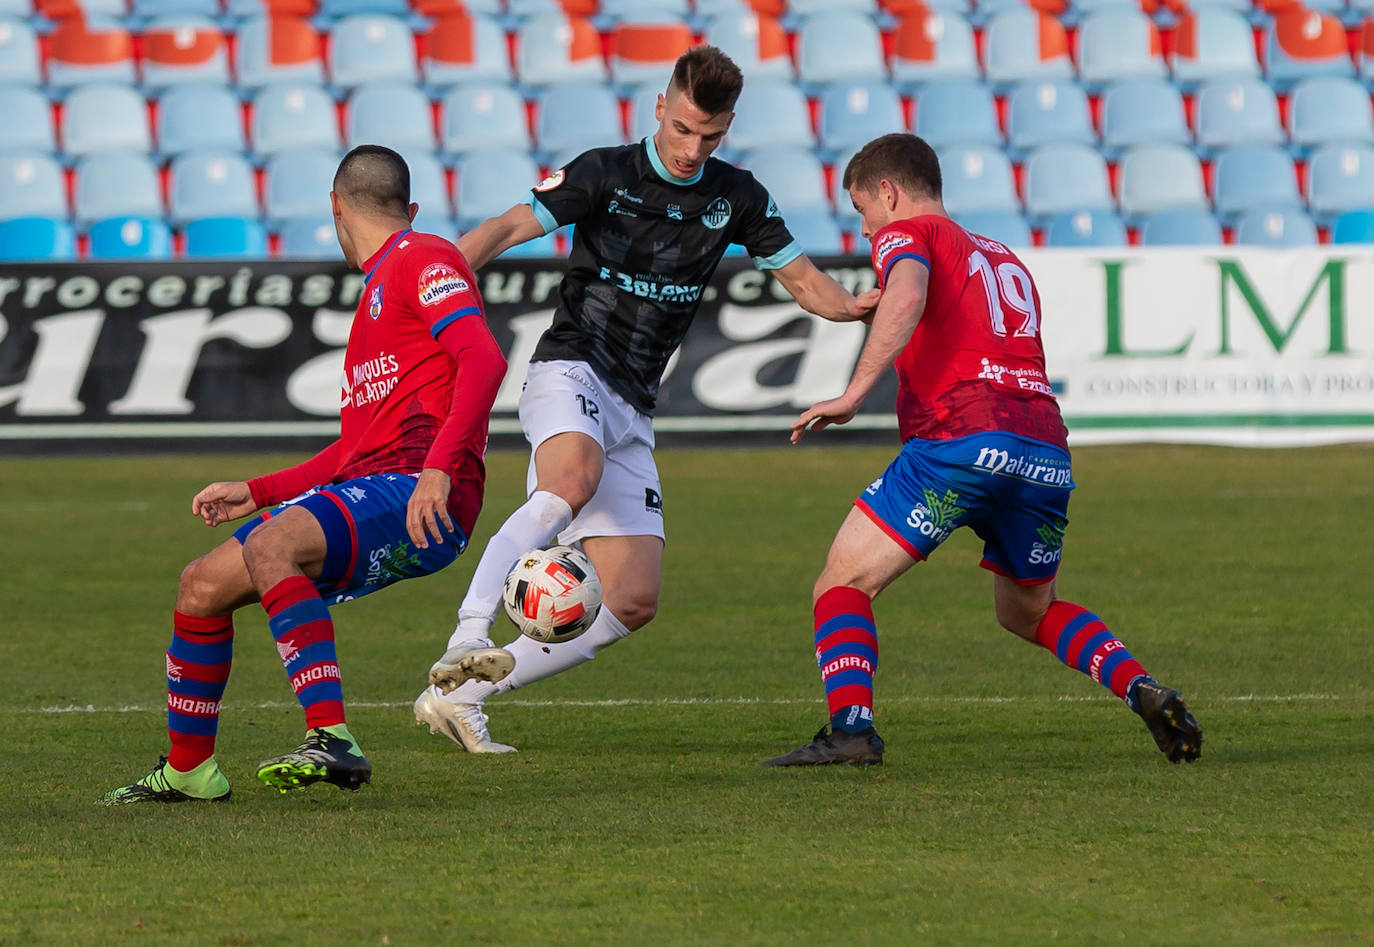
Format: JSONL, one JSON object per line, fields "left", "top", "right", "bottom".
{"left": 534, "top": 169, "right": 565, "bottom": 192}
{"left": 368, "top": 284, "right": 384, "bottom": 320}
{"left": 701, "top": 197, "right": 732, "bottom": 230}
{"left": 418, "top": 262, "right": 470, "bottom": 307}
{"left": 874, "top": 230, "right": 914, "bottom": 268}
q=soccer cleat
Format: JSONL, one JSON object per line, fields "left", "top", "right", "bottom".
{"left": 413, "top": 686, "right": 516, "bottom": 754}
{"left": 98, "top": 756, "right": 231, "bottom": 806}
{"left": 761, "top": 725, "right": 885, "bottom": 767}
{"left": 1134, "top": 680, "right": 1203, "bottom": 763}
{"left": 427, "top": 640, "right": 516, "bottom": 695}
{"left": 256, "top": 726, "right": 372, "bottom": 794}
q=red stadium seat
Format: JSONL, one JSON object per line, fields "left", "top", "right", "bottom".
{"left": 1262, "top": 9, "right": 1355, "bottom": 90}
{"left": 46, "top": 15, "right": 136, "bottom": 89}
{"left": 610, "top": 21, "right": 694, "bottom": 88}
{"left": 1359, "top": 18, "right": 1374, "bottom": 84}
{"left": 225, "top": 0, "right": 319, "bottom": 15}
{"left": 142, "top": 18, "right": 231, "bottom": 90}
{"left": 421, "top": 11, "right": 512, "bottom": 89}
{"left": 235, "top": 14, "right": 326, "bottom": 91}
{"left": 515, "top": 13, "right": 607, "bottom": 88}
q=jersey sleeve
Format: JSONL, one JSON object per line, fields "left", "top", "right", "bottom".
{"left": 526, "top": 149, "right": 604, "bottom": 234}
{"left": 396, "top": 242, "right": 485, "bottom": 336}
{"left": 870, "top": 221, "right": 932, "bottom": 289}
{"left": 733, "top": 174, "right": 801, "bottom": 271}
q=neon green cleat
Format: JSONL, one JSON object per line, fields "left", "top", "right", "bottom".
{"left": 256, "top": 725, "right": 371, "bottom": 794}
{"left": 98, "top": 756, "right": 231, "bottom": 806}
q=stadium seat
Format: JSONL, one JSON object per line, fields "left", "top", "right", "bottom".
{"left": 169, "top": 151, "right": 260, "bottom": 225}
{"left": 831, "top": 147, "right": 863, "bottom": 224}
{"left": 1233, "top": 207, "right": 1319, "bottom": 246}
{"left": 328, "top": 14, "right": 418, "bottom": 93}
{"left": 264, "top": 147, "right": 339, "bottom": 222}
{"left": 0, "top": 85, "right": 55, "bottom": 154}
{"left": 420, "top": 12, "right": 512, "bottom": 90}
{"left": 74, "top": 152, "right": 163, "bottom": 225}
{"left": 783, "top": 208, "right": 846, "bottom": 254}
{"left": 704, "top": 9, "right": 794, "bottom": 82}
{"left": 46, "top": 16, "right": 136, "bottom": 91}
{"left": 818, "top": 80, "right": 903, "bottom": 160}
{"left": 953, "top": 209, "right": 1032, "bottom": 247}
{"left": 346, "top": 81, "right": 437, "bottom": 153}
{"left": 789, "top": 0, "right": 877, "bottom": 15}
{"left": 252, "top": 82, "right": 341, "bottom": 159}
{"left": 1307, "top": 144, "right": 1374, "bottom": 222}
{"left": 1023, "top": 143, "right": 1113, "bottom": 221}
{"left": 0, "top": 16, "right": 40, "bottom": 87}
{"left": 628, "top": 84, "right": 662, "bottom": 141}
{"left": 609, "top": 21, "right": 693, "bottom": 89}
{"left": 0, "top": 216, "right": 75, "bottom": 260}
{"left": 599, "top": 0, "right": 691, "bottom": 23}
{"left": 1076, "top": 10, "right": 1166, "bottom": 91}
{"left": 87, "top": 215, "right": 173, "bottom": 259}
{"left": 535, "top": 80, "right": 623, "bottom": 162}
{"left": 1262, "top": 10, "right": 1354, "bottom": 91}
{"left": 890, "top": 8, "right": 980, "bottom": 90}
{"left": 225, "top": 0, "right": 319, "bottom": 16}
{"left": 61, "top": 83, "right": 151, "bottom": 159}
{"left": 729, "top": 78, "right": 815, "bottom": 156}
{"left": 1360, "top": 20, "right": 1374, "bottom": 86}
{"left": 454, "top": 147, "right": 541, "bottom": 227}
{"left": 914, "top": 80, "right": 1001, "bottom": 149}
{"left": 141, "top": 17, "right": 230, "bottom": 91}
{"left": 398, "top": 148, "right": 452, "bottom": 231}
{"left": 1099, "top": 79, "right": 1190, "bottom": 159}
{"left": 1169, "top": 9, "right": 1262, "bottom": 91}
{"left": 1006, "top": 80, "right": 1093, "bottom": 159}
{"left": 184, "top": 216, "right": 270, "bottom": 258}
{"left": 132, "top": 0, "right": 221, "bottom": 19}
{"left": 235, "top": 16, "right": 326, "bottom": 92}
{"left": 515, "top": 14, "right": 608, "bottom": 89}
{"left": 795, "top": 11, "right": 887, "bottom": 88}
{"left": 938, "top": 144, "right": 1020, "bottom": 214}
{"left": 1287, "top": 77, "right": 1374, "bottom": 155}
{"left": 1212, "top": 145, "right": 1302, "bottom": 221}
{"left": 1330, "top": 207, "right": 1374, "bottom": 242}
{"left": 1043, "top": 208, "right": 1127, "bottom": 246}
{"left": 983, "top": 9, "right": 1074, "bottom": 90}
{"left": 738, "top": 145, "right": 830, "bottom": 213}
{"left": 1117, "top": 143, "right": 1208, "bottom": 221}
{"left": 1138, "top": 207, "right": 1223, "bottom": 246}
{"left": 279, "top": 216, "right": 341, "bottom": 258}
{"left": 317, "top": 0, "right": 410, "bottom": 18}
{"left": 440, "top": 82, "right": 532, "bottom": 157}
{"left": 1194, "top": 78, "right": 1285, "bottom": 156}
{"left": 157, "top": 83, "right": 246, "bottom": 160}
{"left": 0, "top": 153, "right": 66, "bottom": 220}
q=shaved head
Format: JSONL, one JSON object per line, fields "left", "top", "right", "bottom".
{"left": 333, "top": 145, "right": 411, "bottom": 218}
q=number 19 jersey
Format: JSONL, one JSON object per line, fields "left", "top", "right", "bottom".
{"left": 870, "top": 215, "right": 1068, "bottom": 449}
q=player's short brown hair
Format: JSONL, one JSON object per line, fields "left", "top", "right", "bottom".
{"left": 842, "top": 133, "right": 943, "bottom": 202}
{"left": 668, "top": 45, "right": 743, "bottom": 115}
{"left": 334, "top": 145, "right": 411, "bottom": 217}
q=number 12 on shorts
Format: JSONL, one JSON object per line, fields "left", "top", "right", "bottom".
{"left": 575, "top": 394, "right": 599, "bottom": 420}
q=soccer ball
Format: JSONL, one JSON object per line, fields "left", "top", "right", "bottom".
{"left": 502, "top": 545, "right": 602, "bottom": 643}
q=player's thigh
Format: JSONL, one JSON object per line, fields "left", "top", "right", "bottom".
{"left": 177, "top": 537, "right": 262, "bottom": 617}
{"left": 520, "top": 361, "right": 614, "bottom": 508}
{"left": 580, "top": 533, "right": 664, "bottom": 629}
{"left": 816, "top": 506, "right": 920, "bottom": 601}
{"left": 531, "top": 431, "right": 605, "bottom": 509}
{"left": 993, "top": 573, "right": 1057, "bottom": 642}
{"left": 560, "top": 429, "right": 665, "bottom": 547}
{"left": 237, "top": 503, "right": 329, "bottom": 586}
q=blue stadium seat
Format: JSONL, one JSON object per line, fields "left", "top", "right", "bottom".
{"left": 1005, "top": 80, "right": 1095, "bottom": 159}
{"left": 1077, "top": 10, "right": 1167, "bottom": 91}
{"left": 1194, "top": 78, "right": 1286, "bottom": 156}
{"left": 954, "top": 209, "right": 1032, "bottom": 247}
{"left": 1044, "top": 209, "right": 1128, "bottom": 246}
{"left": 739, "top": 145, "right": 831, "bottom": 214}
{"left": 265, "top": 148, "right": 339, "bottom": 222}
{"left": 454, "top": 147, "right": 541, "bottom": 228}
{"left": 61, "top": 83, "right": 151, "bottom": 159}
{"left": 599, "top": 0, "right": 692, "bottom": 23}
{"left": 535, "top": 81, "right": 624, "bottom": 162}
{"left": 0, "top": 85, "right": 55, "bottom": 154}
{"left": 705, "top": 9, "right": 795, "bottom": 82}
{"left": 328, "top": 14, "right": 419, "bottom": 93}
{"left": 983, "top": 9, "right": 1074, "bottom": 90}
{"left": 279, "top": 216, "right": 342, "bottom": 258}
{"left": 0, "top": 153, "right": 66, "bottom": 220}
{"left": 88, "top": 215, "right": 174, "bottom": 259}
{"left": 184, "top": 216, "right": 270, "bottom": 259}
{"left": 346, "top": 81, "right": 437, "bottom": 153}
{"left": 1212, "top": 145, "right": 1302, "bottom": 222}
{"left": 0, "top": 16, "right": 40, "bottom": 87}
{"left": 1169, "top": 9, "right": 1262, "bottom": 91}
{"left": 1330, "top": 207, "right": 1374, "bottom": 243}
{"left": 169, "top": 151, "right": 260, "bottom": 225}
{"left": 1118, "top": 143, "right": 1208, "bottom": 221}
{"left": 818, "top": 80, "right": 903, "bottom": 161}
{"left": 318, "top": 0, "right": 412, "bottom": 18}
{"left": 1234, "top": 207, "right": 1319, "bottom": 246}
{"left": 515, "top": 14, "right": 609, "bottom": 89}
{"left": 0, "top": 217, "right": 75, "bottom": 261}
{"left": 938, "top": 144, "right": 1020, "bottom": 215}
{"left": 421, "top": 11, "right": 512, "bottom": 90}
{"left": 1307, "top": 144, "right": 1374, "bottom": 223}
{"left": 1139, "top": 207, "right": 1223, "bottom": 246}
{"left": 831, "top": 147, "right": 862, "bottom": 226}
{"left": 795, "top": 10, "right": 887, "bottom": 88}
{"left": 629, "top": 84, "right": 662, "bottom": 142}
{"left": 783, "top": 209, "right": 845, "bottom": 254}
{"left": 1288, "top": 77, "right": 1374, "bottom": 155}
{"left": 132, "top": 0, "right": 221, "bottom": 20}
{"left": 890, "top": 9, "right": 979, "bottom": 90}
{"left": 913, "top": 79, "right": 1001, "bottom": 149}
{"left": 74, "top": 152, "right": 163, "bottom": 225}
{"left": 235, "top": 15, "right": 326, "bottom": 93}
{"left": 730, "top": 78, "right": 815, "bottom": 157}
{"left": 157, "top": 84, "right": 245, "bottom": 160}
{"left": 140, "top": 16, "right": 231, "bottom": 91}
{"left": 46, "top": 16, "right": 137, "bottom": 91}
{"left": 789, "top": 0, "right": 877, "bottom": 15}
{"left": 1099, "top": 79, "right": 1190, "bottom": 159}
{"left": 1023, "top": 143, "right": 1114, "bottom": 221}
{"left": 252, "top": 83, "right": 341, "bottom": 160}
{"left": 441, "top": 82, "right": 532, "bottom": 158}
{"left": 397, "top": 148, "right": 452, "bottom": 232}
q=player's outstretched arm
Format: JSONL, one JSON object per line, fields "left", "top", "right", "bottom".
{"left": 191, "top": 481, "right": 257, "bottom": 527}
{"left": 770, "top": 254, "right": 881, "bottom": 324}
{"left": 456, "top": 204, "right": 548, "bottom": 271}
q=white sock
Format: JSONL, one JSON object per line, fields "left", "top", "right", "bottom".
{"left": 450, "top": 490, "right": 573, "bottom": 640}
{"left": 439, "top": 607, "right": 634, "bottom": 704}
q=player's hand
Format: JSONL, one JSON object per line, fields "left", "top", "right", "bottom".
{"left": 791, "top": 396, "right": 860, "bottom": 444}
{"left": 191, "top": 481, "right": 256, "bottom": 527}
{"left": 407, "top": 468, "right": 454, "bottom": 549}
{"left": 848, "top": 288, "right": 881, "bottom": 324}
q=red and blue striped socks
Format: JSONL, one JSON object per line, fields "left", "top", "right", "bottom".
{"left": 814, "top": 586, "right": 879, "bottom": 733}
{"left": 1035, "top": 601, "right": 1152, "bottom": 709}
{"left": 261, "top": 575, "right": 346, "bottom": 730}
{"left": 166, "top": 611, "right": 233, "bottom": 772}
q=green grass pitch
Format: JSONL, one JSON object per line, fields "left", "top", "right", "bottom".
{"left": 2, "top": 443, "right": 1371, "bottom": 944}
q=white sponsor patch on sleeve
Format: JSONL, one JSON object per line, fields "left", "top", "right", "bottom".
{"left": 873, "top": 230, "right": 914, "bottom": 271}
{"left": 534, "top": 169, "right": 565, "bottom": 192}
{"left": 418, "top": 261, "right": 470, "bottom": 307}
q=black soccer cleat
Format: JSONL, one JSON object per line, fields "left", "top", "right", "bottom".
{"left": 1134, "top": 680, "right": 1203, "bottom": 763}
{"left": 761, "top": 725, "right": 885, "bottom": 767}
{"left": 256, "top": 727, "right": 372, "bottom": 794}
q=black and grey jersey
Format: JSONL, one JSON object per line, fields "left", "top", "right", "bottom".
{"left": 525, "top": 138, "right": 801, "bottom": 414}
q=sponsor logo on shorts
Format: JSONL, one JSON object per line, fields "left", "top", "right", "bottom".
{"left": 342, "top": 485, "right": 367, "bottom": 503}
{"left": 366, "top": 541, "right": 423, "bottom": 587}
{"left": 864, "top": 476, "right": 883, "bottom": 495}
{"left": 973, "top": 446, "right": 1072, "bottom": 486}
{"left": 276, "top": 638, "right": 300, "bottom": 665}
{"left": 168, "top": 694, "right": 221, "bottom": 715}
{"left": 418, "top": 262, "right": 470, "bottom": 307}
{"left": 290, "top": 664, "right": 341, "bottom": 691}
{"left": 1029, "top": 518, "right": 1067, "bottom": 566}
{"left": 534, "top": 169, "right": 565, "bottom": 192}
{"left": 701, "top": 197, "right": 732, "bottom": 230}
{"left": 977, "top": 358, "right": 1054, "bottom": 395}
{"left": 165, "top": 656, "right": 182, "bottom": 682}
{"left": 905, "top": 489, "right": 965, "bottom": 543}
{"left": 645, "top": 487, "right": 663, "bottom": 514}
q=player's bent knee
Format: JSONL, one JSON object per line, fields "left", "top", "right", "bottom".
{"left": 542, "top": 474, "right": 599, "bottom": 513}
{"left": 608, "top": 596, "right": 657, "bottom": 631}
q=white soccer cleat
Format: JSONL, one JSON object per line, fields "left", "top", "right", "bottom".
{"left": 427, "top": 640, "right": 515, "bottom": 694}
{"left": 413, "top": 686, "right": 516, "bottom": 754}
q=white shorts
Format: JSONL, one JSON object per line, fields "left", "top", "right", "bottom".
{"left": 517, "top": 360, "right": 665, "bottom": 544}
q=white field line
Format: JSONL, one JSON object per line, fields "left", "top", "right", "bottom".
{"left": 4, "top": 693, "right": 1345, "bottom": 715}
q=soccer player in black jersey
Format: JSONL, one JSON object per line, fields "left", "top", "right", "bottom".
{"left": 414, "top": 45, "right": 878, "bottom": 752}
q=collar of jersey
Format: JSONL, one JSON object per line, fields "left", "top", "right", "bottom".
{"left": 363, "top": 229, "right": 412, "bottom": 285}
{"left": 642, "top": 137, "right": 704, "bottom": 187}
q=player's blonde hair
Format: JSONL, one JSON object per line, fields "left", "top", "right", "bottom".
{"left": 843, "top": 133, "right": 943, "bottom": 201}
